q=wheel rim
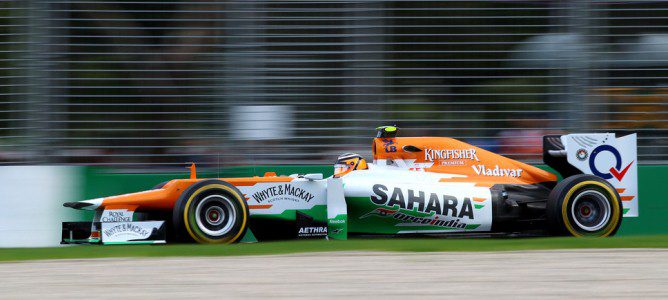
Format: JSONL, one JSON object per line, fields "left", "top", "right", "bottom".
{"left": 194, "top": 194, "right": 236, "bottom": 237}
{"left": 570, "top": 190, "right": 611, "bottom": 232}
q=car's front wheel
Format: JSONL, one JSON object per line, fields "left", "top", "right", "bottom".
{"left": 172, "top": 179, "right": 249, "bottom": 243}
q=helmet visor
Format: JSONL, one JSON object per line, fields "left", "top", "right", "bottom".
{"left": 334, "top": 163, "right": 352, "bottom": 177}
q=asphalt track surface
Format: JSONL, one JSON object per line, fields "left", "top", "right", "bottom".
{"left": 1, "top": 249, "right": 666, "bottom": 299}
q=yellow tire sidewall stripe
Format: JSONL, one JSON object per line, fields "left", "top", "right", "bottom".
{"left": 183, "top": 184, "right": 248, "bottom": 244}
{"left": 561, "top": 181, "right": 621, "bottom": 237}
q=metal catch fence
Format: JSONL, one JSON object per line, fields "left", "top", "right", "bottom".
{"left": 0, "top": 0, "right": 667, "bottom": 168}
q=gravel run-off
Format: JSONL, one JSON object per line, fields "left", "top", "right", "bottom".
{"left": 1, "top": 249, "right": 666, "bottom": 299}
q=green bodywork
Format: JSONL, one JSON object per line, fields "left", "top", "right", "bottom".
{"left": 251, "top": 205, "right": 328, "bottom": 222}
{"left": 347, "top": 197, "right": 482, "bottom": 234}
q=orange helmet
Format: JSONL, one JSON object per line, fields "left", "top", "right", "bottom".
{"left": 334, "top": 153, "right": 368, "bottom": 177}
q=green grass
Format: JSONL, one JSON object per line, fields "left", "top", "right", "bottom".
{"left": 1, "top": 235, "right": 667, "bottom": 262}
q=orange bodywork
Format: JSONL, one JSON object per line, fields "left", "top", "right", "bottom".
{"left": 97, "top": 136, "right": 555, "bottom": 211}
{"left": 373, "top": 137, "right": 557, "bottom": 185}
{"left": 96, "top": 175, "right": 294, "bottom": 211}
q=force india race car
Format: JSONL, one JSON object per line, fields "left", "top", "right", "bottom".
{"left": 62, "top": 126, "right": 638, "bottom": 245}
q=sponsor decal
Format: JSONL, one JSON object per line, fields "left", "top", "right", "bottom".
{"left": 103, "top": 223, "right": 150, "bottom": 238}
{"left": 440, "top": 160, "right": 465, "bottom": 166}
{"left": 101, "top": 221, "right": 165, "bottom": 244}
{"left": 589, "top": 145, "right": 634, "bottom": 181}
{"left": 369, "top": 184, "right": 474, "bottom": 219}
{"left": 361, "top": 207, "right": 397, "bottom": 218}
{"left": 471, "top": 165, "right": 523, "bottom": 177}
{"left": 576, "top": 148, "right": 588, "bottom": 161}
{"left": 100, "top": 209, "right": 133, "bottom": 222}
{"left": 424, "top": 148, "right": 480, "bottom": 162}
{"left": 564, "top": 134, "right": 638, "bottom": 217}
{"left": 296, "top": 211, "right": 328, "bottom": 238}
{"left": 252, "top": 184, "right": 315, "bottom": 203}
{"left": 382, "top": 138, "right": 397, "bottom": 152}
{"left": 298, "top": 226, "right": 327, "bottom": 237}
{"left": 360, "top": 207, "right": 479, "bottom": 230}
{"left": 327, "top": 214, "right": 347, "bottom": 240}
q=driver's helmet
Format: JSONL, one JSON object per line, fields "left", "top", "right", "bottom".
{"left": 334, "top": 153, "right": 368, "bottom": 177}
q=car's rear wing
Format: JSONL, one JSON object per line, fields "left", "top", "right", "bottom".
{"left": 543, "top": 133, "right": 638, "bottom": 217}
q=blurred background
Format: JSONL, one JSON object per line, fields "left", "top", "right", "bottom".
{"left": 1, "top": 0, "right": 667, "bottom": 170}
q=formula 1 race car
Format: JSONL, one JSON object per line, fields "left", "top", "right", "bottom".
{"left": 62, "top": 126, "right": 638, "bottom": 244}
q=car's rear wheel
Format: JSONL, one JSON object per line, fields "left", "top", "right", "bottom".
{"left": 547, "top": 174, "right": 623, "bottom": 237}
{"left": 172, "top": 180, "right": 249, "bottom": 243}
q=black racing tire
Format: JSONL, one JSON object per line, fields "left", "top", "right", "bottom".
{"left": 152, "top": 181, "right": 170, "bottom": 190}
{"left": 547, "top": 174, "right": 623, "bottom": 237}
{"left": 172, "top": 179, "right": 249, "bottom": 244}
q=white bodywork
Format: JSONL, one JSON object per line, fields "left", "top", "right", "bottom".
{"left": 238, "top": 177, "right": 329, "bottom": 215}
{"left": 341, "top": 167, "right": 494, "bottom": 233}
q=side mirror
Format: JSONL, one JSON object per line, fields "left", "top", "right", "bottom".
{"left": 403, "top": 145, "right": 422, "bottom": 152}
{"left": 303, "top": 173, "right": 324, "bottom": 181}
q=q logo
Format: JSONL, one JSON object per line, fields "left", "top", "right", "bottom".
{"left": 589, "top": 145, "right": 634, "bottom": 181}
